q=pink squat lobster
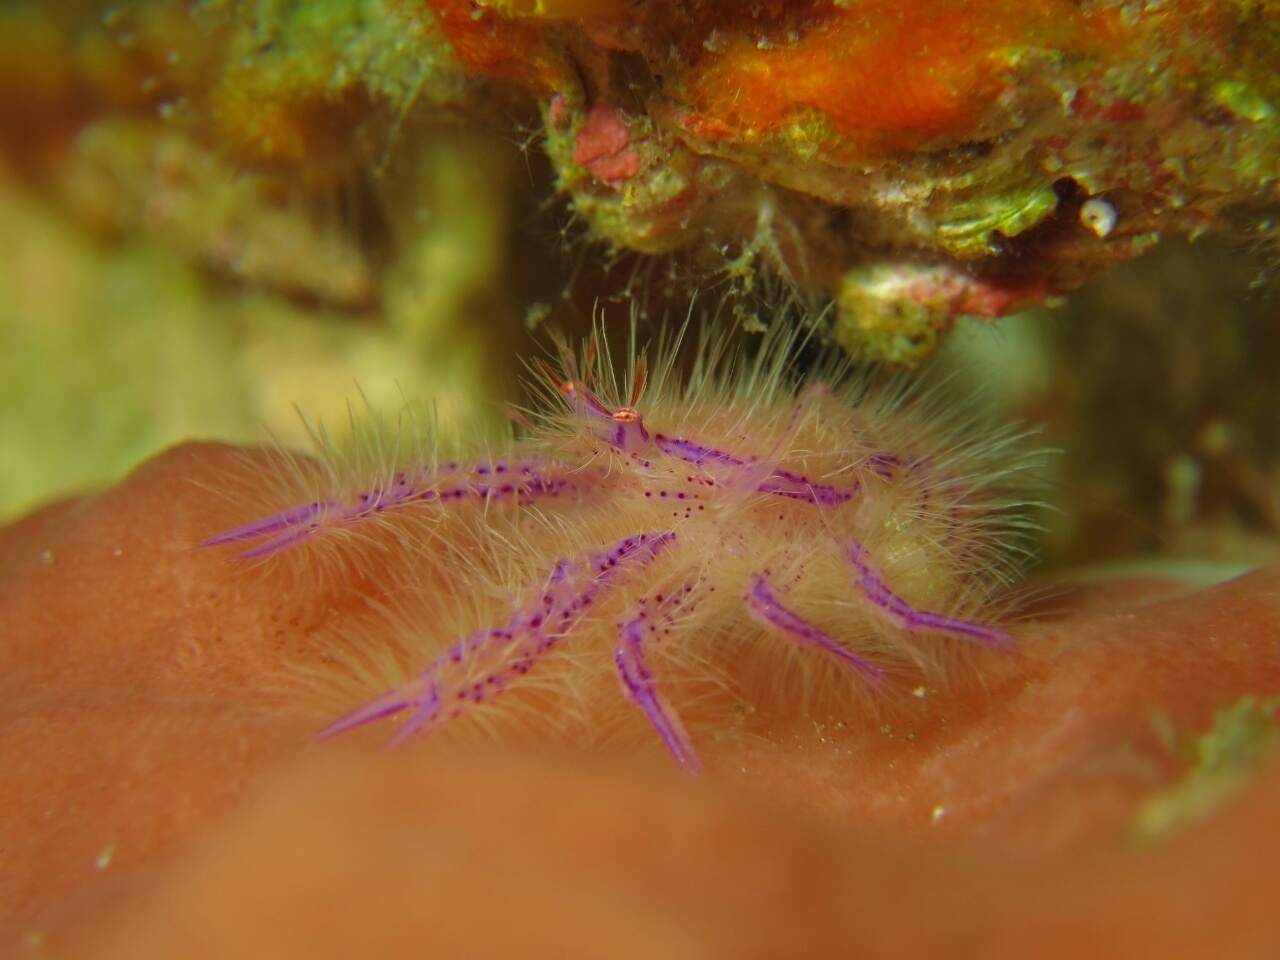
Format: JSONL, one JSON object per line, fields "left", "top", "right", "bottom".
{"left": 205, "top": 344, "right": 1016, "bottom": 773}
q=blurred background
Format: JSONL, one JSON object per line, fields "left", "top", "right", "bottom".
{"left": 2, "top": 0, "right": 1279, "bottom": 573}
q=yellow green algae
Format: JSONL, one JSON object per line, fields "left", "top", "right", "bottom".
{"left": 933, "top": 185, "right": 1062, "bottom": 260}
{"left": 1134, "top": 697, "right": 1279, "bottom": 842}
{"left": 196, "top": 0, "right": 464, "bottom": 116}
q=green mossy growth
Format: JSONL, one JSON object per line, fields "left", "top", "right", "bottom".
{"left": 1133, "top": 696, "right": 1279, "bottom": 842}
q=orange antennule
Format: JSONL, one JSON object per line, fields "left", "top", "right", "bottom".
{"left": 630, "top": 354, "right": 647, "bottom": 409}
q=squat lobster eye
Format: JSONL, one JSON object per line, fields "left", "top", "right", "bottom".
{"left": 607, "top": 405, "right": 651, "bottom": 453}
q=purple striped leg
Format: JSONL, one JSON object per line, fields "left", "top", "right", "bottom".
{"left": 845, "top": 540, "right": 1014, "bottom": 652}
{"left": 652, "top": 434, "right": 854, "bottom": 508}
{"left": 615, "top": 598, "right": 702, "bottom": 773}
{"left": 203, "top": 457, "right": 584, "bottom": 559}
{"left": 744, "top": 576, "right": 887, "bottom": 687}
{"left": 317, "top": 532, "right": 675, "bottom": 745}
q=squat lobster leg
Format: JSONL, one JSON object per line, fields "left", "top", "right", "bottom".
{"left": 319, "top": 674, "right": 441, "bottom": 745}
{"left": 615, "top": 595, "right": 703, "bottom": 773}
{"left": 744, "top": 576, "right": 888, "bottom": 687}
{"left": 845, "top": 540, "right": 1014, "bottom": 652}
{"left": 317, "top": 533, "right": 677, "bottom": 745}
{"left": 203, "top": 457, "right": 586, "bottom": 559}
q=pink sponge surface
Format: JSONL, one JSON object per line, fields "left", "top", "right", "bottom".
{"left": 2, "top": 442, "right": 1278, "bottom": 958}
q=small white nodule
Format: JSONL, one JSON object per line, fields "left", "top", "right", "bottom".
{"left": 1080, "top": 197, "right": 1118, "bottom": 238}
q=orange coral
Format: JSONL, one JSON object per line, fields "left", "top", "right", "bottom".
{"left": 421, "top": 0, "right": 575, "bottom": 92}
{"left": 680, "top": 0, "right": 1111, "bottom": 152}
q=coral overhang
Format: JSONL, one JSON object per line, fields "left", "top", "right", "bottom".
{"left": 406, "top": 0, "right": 1280, "bottom": 360}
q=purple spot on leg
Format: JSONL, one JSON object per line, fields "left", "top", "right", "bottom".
{"left": 865, "top": 452, "right": 902, "bottom": 479}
